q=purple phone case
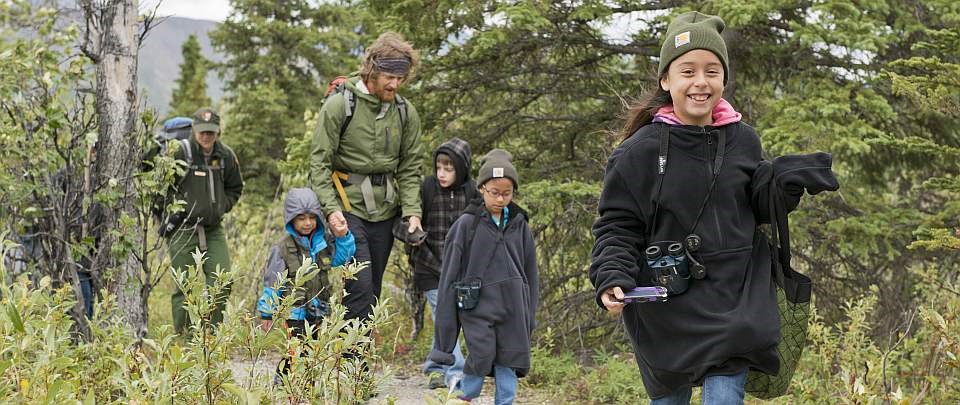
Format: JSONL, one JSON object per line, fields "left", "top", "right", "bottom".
{"left": 622, "top": 286, "right": 668, "bottom": 303}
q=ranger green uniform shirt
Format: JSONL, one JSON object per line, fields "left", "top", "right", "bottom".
{"left": 172, "top": 138, "right": 244, "bottom": 227}
{"left": 310, "top": 75, "right": 423, "bottom": 222}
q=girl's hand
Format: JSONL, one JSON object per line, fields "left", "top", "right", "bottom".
{"left": 260, "top": 319, "right": 272, "bottom": 332}
{"left": 601, "top": 287, "right": 625, "bottom": 314}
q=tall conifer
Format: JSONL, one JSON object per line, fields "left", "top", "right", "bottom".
{"left": 169, "top": 34, "right": 211, "bottom": 117}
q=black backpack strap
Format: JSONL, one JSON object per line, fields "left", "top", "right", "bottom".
{"left": 420, "top": 176, "right": 439, "bottom": 214}
{"left": 768, "top": 173, "right": 812, "bottom": 303}
{"left": 337, "top": 89, "right": 404, "bottom": 139}
{"left": 456, "top": 210, "right": 484, "bottom": 283}
{"left": 174, "top": 139, "right": 199, "bottom": 189}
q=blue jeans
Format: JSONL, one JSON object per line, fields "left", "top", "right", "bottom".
{"left": 460, "top": 365, "right": 517, "bottom": 405}
{"left": 423, "top": 289, "right": 465, "bottom": 386}
{"left": 651, "top": 369, "right": 748, "bottom": 405}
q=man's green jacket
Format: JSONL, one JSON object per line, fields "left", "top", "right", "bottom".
{"left": 310, "top": 75, "right": 423, "bottom": 222}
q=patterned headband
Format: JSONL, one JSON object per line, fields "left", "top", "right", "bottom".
{"left": 374, "top": 57, "right": 411, "bottom": 76}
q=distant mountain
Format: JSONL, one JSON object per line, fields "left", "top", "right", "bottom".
{"left": 138, "top": 16, "right": 224, "bottom": 117}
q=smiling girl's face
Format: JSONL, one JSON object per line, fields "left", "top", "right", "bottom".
{"left": 660, "top": 49, "right": 725, "bottom": 126}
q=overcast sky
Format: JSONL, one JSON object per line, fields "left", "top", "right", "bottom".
{"left": 138, "top": 1, "right": 652, "bottom": 43}
{"left": 143, "top": 0, "right": 233, "bottom": 22}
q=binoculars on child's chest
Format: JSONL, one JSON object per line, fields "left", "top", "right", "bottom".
{"left": 453, "top": 279, "right": 482, "bottom": 310}
{"left": 646, "top": 236, "right": 707, "bottom": 295}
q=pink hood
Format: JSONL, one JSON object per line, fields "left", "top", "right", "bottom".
{"left": 653, "top": 98, "right": 742, "bottom": 127}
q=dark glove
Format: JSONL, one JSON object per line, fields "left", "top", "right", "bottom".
{"left": 392, "top": 217, "right": 427, "bottom": 245}
{"left": 306, "top": 297, "right": 330, "bottom": 321}
{"left": 772, "top": 152, "right": 839, "bottom": 211}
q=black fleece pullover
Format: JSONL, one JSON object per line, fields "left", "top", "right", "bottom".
{"left": 590, "top": 122, "right": 781, "bottom": 398}
{"left": 430, "top": 202, "right": 539, "bottom": 377}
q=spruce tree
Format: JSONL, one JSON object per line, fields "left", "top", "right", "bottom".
{"left": 169, "top": 34, "right": 211, "bottom": 117}
{"left": 366, "top": 0, "right": 960, "bottom": 337}
{"left": 209, "top": 0, "right": 367, "bottom": 202}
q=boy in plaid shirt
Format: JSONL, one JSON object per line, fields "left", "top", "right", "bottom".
{"left": 409, "top": 137, "right": 477, "bottom": 390}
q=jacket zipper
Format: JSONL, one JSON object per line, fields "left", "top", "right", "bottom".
{"left": 704, "top": 127, "right": 714, "bottom": 175}
{"left": 704, "top": 128, "right": 724, "bottom": 247}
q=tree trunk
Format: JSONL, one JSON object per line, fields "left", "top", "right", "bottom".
{"left": 86, "top": 0, "right": 147, "bottom": 339}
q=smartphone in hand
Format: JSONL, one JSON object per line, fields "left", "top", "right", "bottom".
{"left": 622, "top": 286, "right": 668, "bottom": 304}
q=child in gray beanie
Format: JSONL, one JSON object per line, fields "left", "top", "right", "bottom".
{"left": 430, "top": 148, "right": 538, "bottom": 404}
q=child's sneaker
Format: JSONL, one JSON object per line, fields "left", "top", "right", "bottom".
{"left": 427, "top": 372, "right": 446, "bottom": 389}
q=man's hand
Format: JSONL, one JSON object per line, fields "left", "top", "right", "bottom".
{"left": 407, "top": 215, "right": 424, "bottom": 245}
{"left": 260, "top": 319, "right": 272, "bottom": 332}
{"left": 600, "top": 286, "right": 625, "bottom": 315}
{"left": 328, "top": 210, "right": 348, "bottom": 237}
{"left": 407, "top": 215, "right": 422, "bottom": 233}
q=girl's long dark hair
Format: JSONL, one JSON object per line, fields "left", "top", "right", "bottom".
{"left": 619, "top": 84, "right": 672, "bottom": 141}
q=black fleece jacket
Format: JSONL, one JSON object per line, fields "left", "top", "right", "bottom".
{"left": 590, "top": 122, "right": 782, "bottom": 398}
{"left": 430, "top": 201, "right": 539, "bottom": 377}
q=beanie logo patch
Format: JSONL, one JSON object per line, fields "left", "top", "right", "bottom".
{"left": 675, "top": 31, "right": 690, "bottom": 48}
{"left": 493, "top": 167, "right": 504, "bottom": 177}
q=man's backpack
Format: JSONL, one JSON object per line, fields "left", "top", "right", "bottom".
{"left": 322, "top": 76, "right": 408, "bottom": 138}
{"left": 158, "top": 117, "right": 193, "bottom": 142}
{"left": 150, "top": 117, "right": 195, "bottom": 228}
{"left": 155, "top": 117, "right": 194, "bottom": 163}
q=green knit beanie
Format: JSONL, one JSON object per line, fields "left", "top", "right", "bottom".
{"left": 477, "top": 149, "right": 519, "bottom": 190}
{"left": 657, "top": 11, "right": 729, "bottom": 84}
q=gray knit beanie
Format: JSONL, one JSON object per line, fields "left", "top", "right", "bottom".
{"left": 658, "top": 11, "right": 729, "bottom": 84}
{"left": 476, "top": 149, "right": 518, "bottom": 189}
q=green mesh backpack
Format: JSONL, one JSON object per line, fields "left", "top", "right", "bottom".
{"left": 745, "top": 174, "right": 812, "bottom": 399}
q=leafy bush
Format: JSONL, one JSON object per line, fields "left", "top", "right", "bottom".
{"left": 0, "top": 237, "right": 392, "bottom": 403}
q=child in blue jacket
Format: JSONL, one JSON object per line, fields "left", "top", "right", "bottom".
{"left": 257, "top": 188, "right": 355, "bottom": 377}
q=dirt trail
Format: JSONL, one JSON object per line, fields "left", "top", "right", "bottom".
{"left": 370, "top": 362, "right": 552, "bottom": 405}
{"left": 228, "top": 355, "right": 552, "bottom": 404}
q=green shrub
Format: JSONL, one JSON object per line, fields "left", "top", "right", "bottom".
{"left": 0, "top": 237, "right": 392, "bottom": 403}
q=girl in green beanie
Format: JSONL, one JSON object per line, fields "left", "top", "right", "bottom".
{"left": 591, "top": 10, "right": 801, "bottom": 405}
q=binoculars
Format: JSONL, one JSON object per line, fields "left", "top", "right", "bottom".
{"left": 453, "top": 279, "right": 481, "bottom": 310}
{"left": 306, "top": 299, "right": 330, "bottom": 321}
{"left": 645, "top": 240, "right": 707, "bottom": 295}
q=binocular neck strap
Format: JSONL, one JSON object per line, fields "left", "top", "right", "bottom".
{"left": 648, "top": 124, "right": 727, "bottom": 240}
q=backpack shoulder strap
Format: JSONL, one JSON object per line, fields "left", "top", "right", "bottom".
{"left": 420, "top": 176, "right": 439, "bottom": 214}
{"left": 179, "top": 139, "right": 193, "bottom": 166}
{"left": 338, "top": 88, "right": 357, "bottom": 139}
{"left": 395, "top": 94, "right": 408, "bottom": 130}
{"left": 457, "top": 209, "right": 484, "bottom": 282}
